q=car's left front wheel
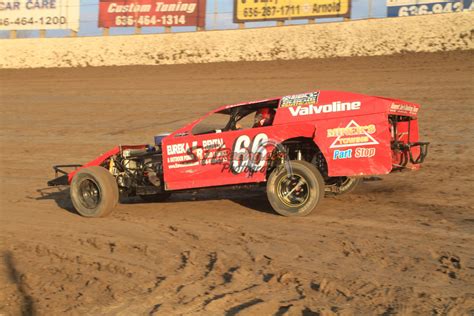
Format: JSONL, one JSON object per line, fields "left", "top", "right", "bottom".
{"left": 70, "top": 166, "right": 119, "bottom": 217}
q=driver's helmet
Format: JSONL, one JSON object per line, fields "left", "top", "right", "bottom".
{"left": 253, "top": 108, "right": 275, "bottom": 127}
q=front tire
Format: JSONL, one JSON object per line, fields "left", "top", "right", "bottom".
{"left": 70, "top": 166, "right": 119, "bottom": 217}
{"left": 266, "top": 160, "right": 324, "bottom": 217}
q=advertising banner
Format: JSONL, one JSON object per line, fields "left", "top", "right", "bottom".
{"left": 0, "top": 0, "right": 79, "bottom": 31}
{"left": 387, "top": 0, "right": 472, "bottom": 17}
{"left": 234, "top": 0, "right": 351, "bottom": 22}
{"left": 98, "top": 0, "right": 206, "bottom": 28}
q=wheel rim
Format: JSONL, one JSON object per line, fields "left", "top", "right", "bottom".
{"left": 78, "top": 178, "right": 101, "bottom": 209}
{"left": 276, "top": 173, "right": 310, "bottom": 208}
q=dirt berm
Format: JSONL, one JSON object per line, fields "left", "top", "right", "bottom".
{"left": 0, "top": 50, "right": 473, "bottom": 314}
{"left": 1, "top": 12, "right": 473, "bottom": 69}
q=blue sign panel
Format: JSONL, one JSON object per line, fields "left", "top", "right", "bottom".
{"left": 387, "top": 0, "right": 472, "bottom": 17}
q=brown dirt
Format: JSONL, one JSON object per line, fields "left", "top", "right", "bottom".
{"left": 0, "top": 51, "right": 473, "bottom": 315}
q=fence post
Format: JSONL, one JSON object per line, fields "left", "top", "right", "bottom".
{"left": 344, "top": 17, "right": 350, "bottom": 22}
{"left": 135, "top": 26, "right": 142, "bottom": 34}
{"left": 238, "top": 23, "right": 245, "bottom": 29}
{"left": 10, "top": 30, "right": 17, "bottom": 39}
{"left": 197, "top": 26, "right": 204, "bottom": 31}
{"left": 164, "top": 26, "right": 171, "bottom": 33}
{"left": 308, "top": 19, "right": 316, "bottom": 24}
{"left": 39, "top": 29, "right": 46, "bottom": 38}
{"left": 213, "top": 0, "right": 218, "bottom": 30}
{"left": 368, "top": 0, "right": 373, "bottom": 18}
{"left": 277, "top": 20, "right": 284, "bottom": 26}
{"left": 70, "top": 30, "right": 78, "bottom": 37}
{"left": 103, "top": 28, "right": 110, "bottom": 36}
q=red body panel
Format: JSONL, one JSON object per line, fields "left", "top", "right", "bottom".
{"left": 161, "top": 91, "right": 422, "bottom": 190}
{"left": 162, "top": 124, "right": 316, "bottom": 190}
{"left": 70, "top": 90, "right": 424, "bottom": 190}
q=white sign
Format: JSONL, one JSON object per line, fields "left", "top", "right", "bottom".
{"left": 0, "top": 0, "right": 79, "bottom": 31}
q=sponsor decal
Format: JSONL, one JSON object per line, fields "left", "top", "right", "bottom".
{"left": 390, "top": 102, "right": 419, "bottom": 115}
{"left": 333, "top": 147, "right": 376, "bottom": 160}
{"left": 333, "top": 149, "right": 352, "bottom": 160}
{"left": 327, "top": 123, "right": 375, "bottom": 137}
{"left": 230, "top": 133, "right": 268, "bottom": 174}
{"left": 386, "top": 0, "right": 469, "bottom": 17}
{"left": 355, "top": 147, "right": 376, "bottom": 158}
{"left": 280, "top": 92, "right": 319, "bottom": 108}
{"left": 289, "top": 101, "right": 361, "bottom": 117}
{"left": 166, "top": 137, "right": 226, "bottom": 169}
{"left": 98, "top": 0, "right": 206, "bottom": 28}
{"left": 328, "top": 120, "right": 379, "bottom": 148}
{"left": 234, "top": 0, "right": 351, "bottom": 23}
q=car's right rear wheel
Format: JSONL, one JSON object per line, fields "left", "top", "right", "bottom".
{"left": 335, "top": 177, "right": 362, "bottom": 195}
{"left": 267, "top": 160, "right": 325, "bottom": 217}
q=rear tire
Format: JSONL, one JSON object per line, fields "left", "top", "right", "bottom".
{"left": 335, "top": 177, "right": 362, "bottom": 195}
{"left": 70, "top": 166, "right": 119, "bottom": 217}
{"left": 267, "top": 160, "right": 324, "bottom": 217}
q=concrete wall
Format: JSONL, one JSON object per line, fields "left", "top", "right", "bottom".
{"left": 1, "top": 12, "right": 473, "bottom": 69}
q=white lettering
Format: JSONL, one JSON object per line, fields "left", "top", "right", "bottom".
{"left": 108, "top": 3, "right": 151, "bottom": 13}
{"left": 155, "top": 1, "right": 196, "bottom": 13}
{"left": 288, "top": 101, "right": 361, "bottom": 117}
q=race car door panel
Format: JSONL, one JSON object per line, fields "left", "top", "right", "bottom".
{"left": 162, "top": 127, "right": 274, "bottom": 190}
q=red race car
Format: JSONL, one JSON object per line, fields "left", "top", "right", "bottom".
{"left": 48, "top": 90, "right": 429, "bottom": 217}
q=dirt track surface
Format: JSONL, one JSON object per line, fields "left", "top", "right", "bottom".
{"left": 1, "top": 51, "right": 474, "bottom": 315}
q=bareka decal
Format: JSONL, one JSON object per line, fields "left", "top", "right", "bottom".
{"left": 289, "top": 101, "right": 361, "bottom": 117}
{"left": 166, "top": 138, "right": 227, "bottom": 169}
{"left": 328, "top": 120, "right": 379, "bottom": 148}
{"left": 280, "top": 92, "right": 319, "bottom": 108}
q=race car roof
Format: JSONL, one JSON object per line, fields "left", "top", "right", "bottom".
{"left": 214, "top": 91, "right": 420, "bottom": 117}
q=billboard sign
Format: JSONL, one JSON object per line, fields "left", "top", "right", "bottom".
{"left": 0, "top": 0, "right": 79, "bottom": 31}
{"left": 234, "top": 0, "right": 351, "bottom": 22}
{"left": 387, "top": 0, "right": 472, "bottom": 17}
{"left": 98, "top": 0, "right": 206, "bottom": 28}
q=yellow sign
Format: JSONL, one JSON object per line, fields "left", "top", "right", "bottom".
{"left": 234, "top": 0, "right": 351, "bottom": 22}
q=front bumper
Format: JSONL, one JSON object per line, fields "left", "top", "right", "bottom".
{"left": 47, "top": 164, "right": 82, "bottom": 186}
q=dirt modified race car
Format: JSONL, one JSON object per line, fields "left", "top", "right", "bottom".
{"left": 48, "top": 90, "right": 429, "bottom": 217}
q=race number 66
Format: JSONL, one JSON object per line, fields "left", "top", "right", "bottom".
{"left": 231, "top": 133, "right": 268, "bottom": 174}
